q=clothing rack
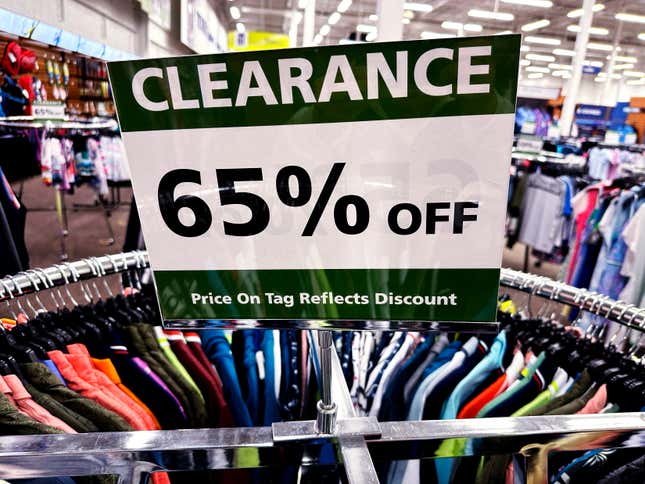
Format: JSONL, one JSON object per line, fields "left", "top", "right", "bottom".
{"left": 0, "top": 117, "right": 118, "bottom": 131}
{"left": 0, "top": 254, "right": 642, "bottom": 483}
{"left": 500, "top": 268, "right": 645, "bottom": 330}
{"left": 0, "top": 250, "right": 147, "bottom": 300}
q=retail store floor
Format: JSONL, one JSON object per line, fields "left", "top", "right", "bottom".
{"left": 17, "top": 175, "right": 133, "bottom": 269}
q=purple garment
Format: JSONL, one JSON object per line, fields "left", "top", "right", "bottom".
{"left": 131, "top": 356, "right": 188, "bottom": 422}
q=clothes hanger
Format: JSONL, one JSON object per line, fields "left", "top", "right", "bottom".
{"left": 0, "top": 279, "right": 18, "bottom": 321}
{"left": 28, "top": 268, "right": 69, "bottom": 349}
{"left": 0, "top": 278, "right": 39, "bottom": 363}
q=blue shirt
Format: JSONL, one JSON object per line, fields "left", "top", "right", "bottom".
{"left": 199, "top": 328, "right": 253, "bottom": 427}
{"left": 435, "top": 331, "right": 507, "bottom": 484}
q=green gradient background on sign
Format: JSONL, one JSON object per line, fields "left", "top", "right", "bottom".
{"left": 154, "top": 268, "right": 500, "bottom": 321}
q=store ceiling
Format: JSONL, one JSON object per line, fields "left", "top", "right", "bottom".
{"left": 226, "top": 0, "right": 645, "bottom": 76}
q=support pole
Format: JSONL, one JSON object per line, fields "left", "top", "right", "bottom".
{"left": 303, "top": 0, "right": 316, "bottom": 46}
{"left": 376, "top": 0, "right": 405, "bottom": 42}
{"left": 559, "top": 0, "right": 596, "bottom": 137}
{"left": 602, "top": 20, "right": 623, "bottom": 104}
{"left": 289, "top": 9, "right": 302, "bottom": 48}
{"left": 315, "top": 330, "right": 337, "bottom": 434}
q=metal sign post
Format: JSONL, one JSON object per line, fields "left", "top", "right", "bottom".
{"left": 315, "top": 330, "right": 337, "bottom": 434}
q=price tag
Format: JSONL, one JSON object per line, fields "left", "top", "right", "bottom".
{"left": 516, "top": 135, "right": 544, "bottom": 153}
{"left": 108, "top": 35, "right": 520, "bottom": 326}
{"left": 32, "top": 101, "right": 66, "bottom": 120}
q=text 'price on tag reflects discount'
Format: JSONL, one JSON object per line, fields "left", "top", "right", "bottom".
{"left": 109, "top": 35, "right": 520, "bottom": 326}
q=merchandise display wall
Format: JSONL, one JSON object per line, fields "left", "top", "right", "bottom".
{"left": 0, "top": 1, "right": 643, "bottom": 483}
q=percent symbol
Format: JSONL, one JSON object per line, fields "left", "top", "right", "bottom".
{"left": 275, "top": 162, "right": 370, "bottom": 236}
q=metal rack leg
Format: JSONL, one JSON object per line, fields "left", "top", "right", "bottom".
{"left": 316, "top": 330, "right": 337, "bottom": 434}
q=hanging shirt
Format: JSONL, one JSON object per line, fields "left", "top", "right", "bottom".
{"left": 403, "top": 333, "right": 449, "bottom": 404}
{"left": 458, "top": 349, "right": 524, "bottom": 419}
{"left": 477, "top": 352, "right": 551, "bottom": 418}
{"left": 368, "top": 332, "right": 417, "bottom": 417}
{"left": 619, "top": 204, "right": 645, "bottom": 309}
{"left": 511, "top": 367, "right": 569, "bottom": 416}
{"left": 153, "top": 327, "right": 204, "bottom": 403}
{"left": 577, "top": 383, "right": 607, "bottom": 414}
{"left": 396, "top": 338, "right": 478, "bottom": 484}
{"left": 434, "top": 332, "right": 507, "bottom": 484}
{"left": 519, "top": 173, "right": 567, "bottom": 253}
{"left": 360, "top": 332, "right": 403, "bottom": 414}
{"left": 198, "top": 330, "right": 253, "bottom": 427}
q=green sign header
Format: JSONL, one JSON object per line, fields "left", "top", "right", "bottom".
{"left": 109, "top": 35, "right": 520, "bottom": 132}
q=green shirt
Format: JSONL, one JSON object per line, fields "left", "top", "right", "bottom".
{"left": 21, "top": 362, "right": 132, "bottom": 431}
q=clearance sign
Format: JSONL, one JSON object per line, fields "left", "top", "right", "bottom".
{"left": 108, "top": 35, "right": 520, "bottom": 325}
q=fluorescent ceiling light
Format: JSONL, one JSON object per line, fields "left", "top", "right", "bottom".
{"left": 520, "top": 59, "right": 531, "bottom": 66}
{"left": 357, "top": 24, "right": 377, "bottom": 33}
{"left": 520, "top": 45, "right": 530, "bottom": 52}
{"left": 298, "top": 0, "right": 309, "bottom": 8}
{"left": 404, "top": 2, "right": 433, "bottom": 13}
{"left": 522, "top": 19, "right": 550, "bottom": 31}
{"left": 568, "top": 3, "right": 604, "bottom": 18}
{"left": 525, "top": 36, "right": 560, "bottom": 45}
{"left": 230, "top": 6, "right": 241, "bottom": 20}
{"left": 527, "top": 72, "right": 544, "bottom": 79}
{"left": 236, "top": 22, "right": 245, "bottom": 33}
{"left": 403, "top": 10, "right": 415, "bottom": 19}
{"left": 366, "top": 31, "right": 377, "bottom": 41}
{"left": 626, "top": 79, "right": 645, "bottom": 85}
{"left": 596, "top": 72, "right": 622, "bottom": 80}
{"left": 587, "top": 42, "right": 616, "bottom": 52}
{"left": 609, "top": 55, "right": 637, "bottom": 63}
{"left": 526, "top": 53, "right": 556, "bottom": 62}
{"left": 594, "top": 77, "right": 607, "bottom": 83}
{"left": 402, "top": 18, "right": 411, "bottom": 24}
{"left": 441, "top": 21, "right": 463, "bottom": 31}
{"left": 567, "top": 25, "right": 609, "bottom": 35}
{"left": 369, "top": 14, "right": 378, "bottom": 21}
{"left": 616, "top": 13, "right": 645, "bottom": 24}
{"left": 639, "top": 33, "right": 645, "bottom": 40}
{"left": 613, "top": 63, "right": 635, "bottom": 70}
{"left": 583, "top": 60, "right": 604, "bottom": 67}
{"left": 526, "top": 66, "right": 550, "bottom": 73}
{"left": 464, "top": 23, "right": 483, "bottom": 32}
{"left": 552, "top": 70, "right": 572, "bottom": 78}
{"left": 624, "top": 70, "right": 645, "bottom": 77}
{"left": 313, "top": 34, "right": 323, "bottom": 44}
{"left": 502, "top": 0, "right": 553, "bottom": 7}
{"left": 421, "top": 31, "right": 455, "bottom": 39}
{"left": 548, "top": 63, "right": 572, "bottom": 70}
{"left": 553, "top": 48, "right": 576, "bottom": 57}
{"left": 337, "top": 0, "right": 352, "bottom": 13}
{"left": 320, "top": 24, "right": 331, "bottom": 36}
{"left": 329, "top": 12, "right": 341, "bottom": 25}
{"left": 496, "top": 30, "right": 513, "bottom": 35}
{"left": 468, "top": 9, "right": 514, "bottom": 21}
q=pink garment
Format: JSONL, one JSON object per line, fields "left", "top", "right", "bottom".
{"left": 577, "top": 384, "right": 607, "bottom": 415}
{"left": 66, "top": 343, "right": 157, "bottom": 430}
{"left": 607, "top": 149, "right": 620, "bottom": 180}
{"left": 48, "top": 350, "right": 143, "bottom": 430}
{"left": 0, "top": 375, "right": 25, "bottom": 412}
{"left": 3, "top": 375, "right": 76, "bottom": 433}
{"left": 567, "top": 186, "right": 600, "bottom": 283}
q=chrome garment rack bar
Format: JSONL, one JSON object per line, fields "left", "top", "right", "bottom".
{"left": 0, "top": 250, "right": 148, "bottom": 301}
{"left": 500, "top": 267, "right": 645, "bottom": 329}
{"left": 0, "top": 414, "right": 641, "bottom": 482}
